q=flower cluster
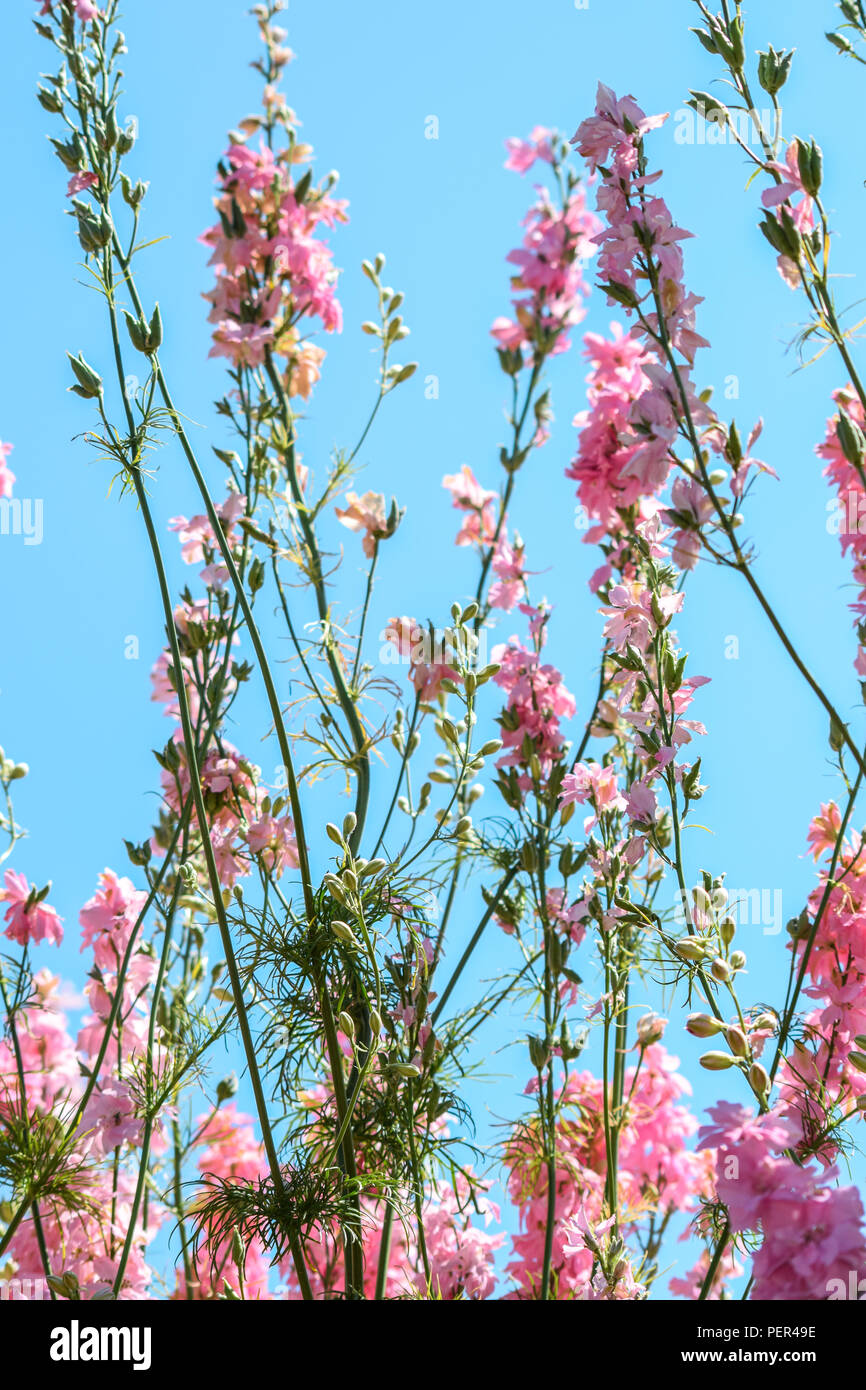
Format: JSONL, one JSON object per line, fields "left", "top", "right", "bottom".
{"left": 570, "top": 86, "right": 770, "bottom": 568}
{"left": 776, "top": 806, "right": 866, "bottom": 1151}
{"left": 700, "top": 1101, "right": 866, "bottom": 1300}
{"left": 492, "top": 605, "right": 576, "bottom": 787}
{"left": 200, "top": 23, "right": 346, "bottom": 395}
{"left": 817, "top": 386, "right": 866, "bottom": 676}
{"left": 505, "top": 1045, "right": 705, "bottom": 1298}
{"left": 491, "top": 135, "right": 600, "bottom": 367}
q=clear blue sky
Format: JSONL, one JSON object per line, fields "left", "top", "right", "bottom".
{"left": 2, "top": 0, "right": 864, "bottom": 1291}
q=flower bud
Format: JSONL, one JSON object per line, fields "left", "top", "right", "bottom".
{"left": 752, "top": 1012, "right": 778, "bottom": 1033}
{"left": 216, "top": 1073, "right": 238, "bottom": 1102}
{"left": 674, "top": 936, "right": 707, "bottom": 963}
{"left": 686, "top": 1012, "right": 724, "bottom": 1038}
{"left": 725, "top": 1025, "right": 748, "bottom": 1058}
{"left": 700, "top": 1051, "right": 735, "bottom": 1071}
{"left": 636, "top": 1013, "right": 667, "bottom": 1046}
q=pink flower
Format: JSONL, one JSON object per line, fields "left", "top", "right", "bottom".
{"left": 0, "top": 869, "right": 63, "bottom": 947}
{"left": 66, "top": 171, "right": 99, "bottom": 198}
{"left": 503, "top": 126, "right": 555, "bottom": 174}
{"left": 441, "top": 466, "right": 498, "bottom": 548}
{"left": 601, "top": 580, "right": 681, "bottom": 654}
{"left": 493, "top": 620, "right": 575, "bottom": 784}
{"left": 208, "top": 320, "right": 275, "bottom": 367}
{"left": 0, "top": 440, "right": 15, "bottom": 499}
{"left": 334, "top": 490, "right": 390, "bottom": 557}
{"left": 489, "top": 533, "right": 528, "bottom": 611}
{"left": 571, "top": 82, "right": 668, "bottom": 175}
{"left": 384, "top": 617, "right": 461, "bottom": 701}
{"left": 806, "top": 802, "right": 842, "bottom": 860}
{"left": 442, "top": 465, "right": 497, "bottom": 512}
{"left": 560, "top": 762, "right": 626, "bottom": 824}
{"left": 491, "top": 182, "right": 599, "bottom": 364}
{"left": 625, "top": 777, "right": 658, "bottom": 824}
{"left": 79, "top": 868, "right": 147, "bottom": 971}
{"left": 245, "top": 813, "right": 299, "bottom": 875}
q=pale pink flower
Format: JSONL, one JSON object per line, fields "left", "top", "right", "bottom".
{"left": 1, "top": 869, "right": 63, "bottom": 947}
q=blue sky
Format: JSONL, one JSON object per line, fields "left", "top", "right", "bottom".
{"left": 2, "top": 0, "right": 865, "bottom": 1291}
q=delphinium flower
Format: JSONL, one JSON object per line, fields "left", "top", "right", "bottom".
{"left": 441, "top": 466, "right": 498, "bottom": 550}
{"left": 817, "top": 387, "right": 866, "bottom": 676}
{"left": 567, "top": 324, "right": 656, "bottom": 542}
{"left": 2, "top": 877, "right": 164, "bottom": 1299}
{"left": 168, "top": 492, "right": 246, "bottom": 593}
{"left": 157, "top": 736, "right": 297, "bottom": 889}
{"left": 8, "top": 1167, "right": 160, "bottom": 1300}
{"left": 491, "top": 132, "right": 599, "bottom": 368}
{"left": 75, "top": 869, "right": 155, "bottom": 1067}
{"left": 0, "top": 869, "right": 63, "bottom": 947}
{"left": 668, "top": 1243, "right": 743, "bottom": 1301}
{"left": 492, "top": 604, "right": 576, "bottom": 795}
{"left": 34, "top": 0, "right": 100, "bottom": 21}
{"left": 200, "top": 20, "right": 347, "bottom": 400}
{"left": 384, "top": 617, "right": 462, "bottom": 701}
{"left": 570, "top": 87, "right": 771, "bottom": 571}
{"left": 0, "top": 969, "right": 79, "bottom": 1118}
{"left": 335, "top": 490, "right": 400, "bottom": 559}
{"left": 505, "top": 1045, "right": 705, "bottom": 1298}
{"left": 698, "top": 1100, "right": 866, "bottom": 1300}
{"left": 183, "top": 1104, "right": 274, "bottom": 1299}
{"left": 772, "top": 808, "right": 866, "bottom": 1154}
